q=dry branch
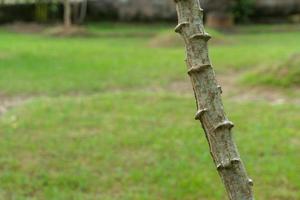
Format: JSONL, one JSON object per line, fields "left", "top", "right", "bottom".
{"left": 173, "top": 0, "right": 254, "bottom": 199}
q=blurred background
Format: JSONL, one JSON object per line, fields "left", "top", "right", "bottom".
{"left": 0, "top": 0, "right": 299, "bottom": 199}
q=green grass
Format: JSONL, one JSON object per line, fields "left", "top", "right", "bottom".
{"left": 0, "top": 93, "right": 299, "bottom": 199}
{"left": 0, "top": 24, "right": 300, "bottom": 95}
{"left": 0, "top": 23, "right": 299, "bottom": 199}
{"left": 0, "top": 30, "right": 185, "bottom": 95}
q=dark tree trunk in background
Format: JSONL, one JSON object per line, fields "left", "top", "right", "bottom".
{"left": 64, "top": 0, "right": 71, "bottom": 28}
{"left": 174, "top": 0, "right": 254, "bottom": 199}
{"left": 79, "top": 0, "right": 88, "bottom": 24}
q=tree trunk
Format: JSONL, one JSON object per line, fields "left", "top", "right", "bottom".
{"left": 173, "top": 0, "right": 254, "bottom": 199}
{"left": 64, "top": 0, "right": 72, "bottom": 28}
{"left": 79, "top": 0, "right": 88, "bottom": 24}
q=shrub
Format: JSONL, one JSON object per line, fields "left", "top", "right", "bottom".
{"left": 232, "top": 0, "right": 255, "bottom": 23}
{"left": 242, "top": 54, "right": 300, "bottom": 88}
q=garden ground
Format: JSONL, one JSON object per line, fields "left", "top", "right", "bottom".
{"left": 0, "top": 23, "right": 299, "bottom": 199}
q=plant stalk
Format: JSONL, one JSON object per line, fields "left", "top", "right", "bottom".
{"left": 174, "top": 0, "right": 254, "bottom": 199}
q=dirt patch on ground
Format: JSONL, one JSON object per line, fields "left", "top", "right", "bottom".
{"left": 2, "top": 22, "right": 95, "bottom": 38}
{"left": 3, "top": 22, "right": 46, "bottom": 34}
{"left": 165, "top": 72, "right": 300, "bottom": 105}
{"left": 44, "top": 25, "right": 95, "bottom": 37}
{"left": 229, "top": 85, "right": 300, "bottom": 105}
{"left": 148, "top": 33, "right": 184, "bottom": 48}
{"left": 0, "top": 52, "right": 11, "bottom": 60}
{"left": 97, "top": 32, "right": 156, "bottom": 38}
{"left": 0, "top": 94, "right": 31, "bottom": 117}
{"left": 2, "top": 22, "right": 154, "bottom": 38}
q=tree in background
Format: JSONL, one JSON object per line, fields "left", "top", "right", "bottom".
{"left": 64, "top": 0, "right": 71, "bottom": 28}
{"left": 78, "top": 0, "right": 88, "bottom": 24}
{"left": 73, "top": 0, "right": 88, "bottom": 24}
{"left": 64, "top": 0, "right": 88, "bottom": 28}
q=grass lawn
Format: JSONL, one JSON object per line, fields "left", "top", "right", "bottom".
{"left": 0, "top": 23, "right": 300, "bottom": 95}
{"left": 0, "top": 23, "right": 299, "bottom": 199}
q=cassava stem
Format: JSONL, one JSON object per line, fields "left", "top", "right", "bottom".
{"left": 174, "top": 0, "right": 254, "bottom": 199}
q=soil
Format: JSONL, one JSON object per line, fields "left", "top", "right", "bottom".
{"left": 166, "top": 72, "right": 300, "bottom": 105}
{"left": 3, "top": 22, "right": 46, "bottom": 34}
{"left": 2, "top": 22, "right": 154, "bottom": 38}
{"left": 0, "top": 52, "right": 11, "bottom": 60}
{"left": 0, "top": 95, "right": 31, "bottom": 117}
{"left": 44, "top": 25, "right": 95, "bottom": 37}
{"left": 2, "top": 22, "right": 94, "bottom": 37}
{"left": 0, "top": 76, "right": 299, "bottom": 119}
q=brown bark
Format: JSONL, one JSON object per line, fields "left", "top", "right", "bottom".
{"left": 173, "top": 0, "right": 254, "bottom": 199}
{"left": 64, "top": 0, "right": 72, "bottom": 28}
